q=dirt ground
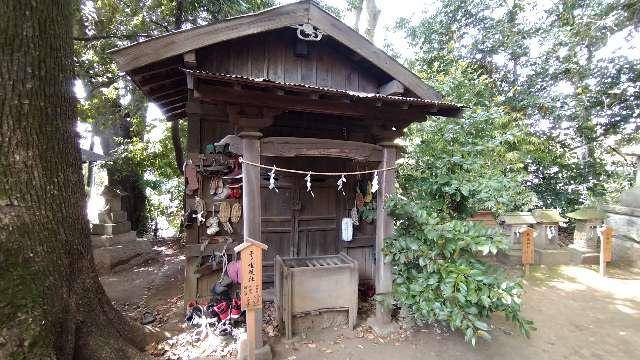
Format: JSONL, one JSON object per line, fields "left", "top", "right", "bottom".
{"left": 101, "top": 243, "right": 640, "bottom": 360}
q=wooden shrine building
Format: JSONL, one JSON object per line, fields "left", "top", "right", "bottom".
{"left": 110, "top": 0, "right": 463, "bottom": 351}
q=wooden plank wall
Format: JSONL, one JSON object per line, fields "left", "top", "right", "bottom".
{"left": 197, "top": 29, "right": 382, "bottom": 93}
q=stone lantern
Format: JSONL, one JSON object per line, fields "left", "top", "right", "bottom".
{"left": 531, "top": 209, "right": 570, "bottom": 265}
{"left": 567, "top": 207, "right": 608, "bottom": 264}
{"left": 496, "top": 212, "right": 536, "bottom": 265}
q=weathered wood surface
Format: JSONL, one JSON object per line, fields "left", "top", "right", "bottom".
{"left": 521, "top": 228, "right": 535, "bottom": 265}
{"left": 378, "top": 80, "right": 404, "bottom": 96}
{"left": 261, "top": 137, "right": 383, "bottom": 161}
{"left": 109, "top": 3, "right": 308, "bottom": 72}
{"left": 198, "top": 29, "right": 381, "bottom": 94}
{"left": 374, "top": 142, "right": 397, "bottom": 324}
{"left": 239, "top": 130, "right": 264, "bottom": 348}
{"left": 195, "top": 83, "right": 429, "bottom": 120}
{"left": 109, "top": 1, "right": 441, "bottom": 100}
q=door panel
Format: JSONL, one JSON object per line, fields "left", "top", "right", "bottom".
{"left": 260, "top": 173, "right": 295, "bottom": 283}
{"left": 296, "top": 176, "right": 338, "bottom": 257}
{"left": 259, "top": 173, "right": 340, "bottom": 282}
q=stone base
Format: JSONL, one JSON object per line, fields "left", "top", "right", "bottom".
{"left": 93, "top": 239, "right": 156, "bottom": 274}
{"left": 534, "top": 248, "right": 571, "bottom": 266}
{"left": 91, "top": 231, "right": 137, "bottom": 248}
{"left": 91, "top": 221, "right": 132, "bottom": 236}
{"left": 98, "top": 210, "right": 128, "bottom": 224}
{"left": 568, "top": 244, "right": 600, "bottom": 265}
{"left": 237, "top": 335, "right": 272, "bottom": 360}
{"left": 497, "top": 250, "right": 522, "bottom": 266}
{"left": 367, "top": 315, "right": 400, "bottom": 337}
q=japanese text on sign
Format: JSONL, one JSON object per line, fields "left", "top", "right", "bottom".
{"left": 521, "top": 228, "right": 535, "bottom": 265}
{"left": 240, "top": 245, "right": 263, "bottom": 310}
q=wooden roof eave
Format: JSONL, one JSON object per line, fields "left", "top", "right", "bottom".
{"left": 108, "top": 0, "right": 443, "bottom": 101}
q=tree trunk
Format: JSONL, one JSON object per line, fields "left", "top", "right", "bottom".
{"left": 364, "top": 0, "right": 381, "bottom": 41}
{"left": 171, "top": 0, "right": 186, "bottom": 176}
{"left": 0, "top": 1, "right": 149, "bottom": 359}
{"left": 351, "top": 0, "right": 364, "bottom": 32}
{"left": 171, "top": 120, "right": 185, "bottom": 176}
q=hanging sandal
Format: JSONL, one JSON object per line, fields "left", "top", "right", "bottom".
{"left": 206, "top": 216, "right": 220, "bottom": 235}
{"left": 218, "top": 201, "right": 231, "bottom": 223}
{"left": 213, "top": 186, "right": 230, "bottom": 200}
{"left": 230, "top": 203, "right": 242, "bottom": 223}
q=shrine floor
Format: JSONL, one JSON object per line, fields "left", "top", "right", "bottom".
{"left": 100, "top": 241, "right": 640, "bottom": 359}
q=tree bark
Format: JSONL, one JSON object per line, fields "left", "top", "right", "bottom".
{"left": 364, "top": 0, "right": 381, "bottom": 41}
{"left": 171, "top": 120, "right": 185, "bottom": 176}
{"left": 0, "top": 1, "right": 149, "bottom": 359}
{"left": 171, "top": 0, "right": 186, "bottom": 176}
{"left": 351, "top": 0, "right": 364, "bottom": 32}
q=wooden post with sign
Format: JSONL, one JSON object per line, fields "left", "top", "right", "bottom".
{"left": 234, "top": 238, "right": 268, "bottom": 360}
{"left": 598, "top": 225, "right": 613, "bottom": 277}
{"left": 520, "top": 227, "right": 535, "bottom": 275}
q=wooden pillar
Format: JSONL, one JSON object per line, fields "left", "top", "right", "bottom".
{"left": 374, "top": 142, "right": 399, "bottom": 324}
{"left": 239, "top": 130, "right": 264, "bottom": 349}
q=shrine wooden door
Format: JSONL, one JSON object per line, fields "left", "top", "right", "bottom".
{"left": 295, "top": 175, "right": 339, "bottom": 257}
{"left": 260, "top": 173, "right": 339, "bottom": 284}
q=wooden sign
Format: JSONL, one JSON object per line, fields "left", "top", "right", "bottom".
{"left": 520, "top": 227, "right": 535, "bottom": 265}
{"left": 599, "top": 226, "right": 613, "bottom": 262}
{"left": 234, "top": 238, "right": 268, "bottom": 310}
{"left": 234, "top": 238, "right": 268, "bottom": 360}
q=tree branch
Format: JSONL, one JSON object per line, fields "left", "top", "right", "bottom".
{"left": 73, "top": 34, "right": 154, "bottom": 42}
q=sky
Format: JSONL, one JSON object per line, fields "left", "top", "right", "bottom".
{"left": 281, "top": 0, "right": 427, "bottom": 58}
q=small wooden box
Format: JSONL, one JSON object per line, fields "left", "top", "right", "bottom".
{"left": 275, "top": 253, "right": 358, "bottom": 339}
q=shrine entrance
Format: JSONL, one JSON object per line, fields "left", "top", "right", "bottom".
{"left": 109, "top": 1, "right": 464, "bottom": 356}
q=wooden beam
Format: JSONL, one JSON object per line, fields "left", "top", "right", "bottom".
{"left": 183, "top": 50, "right": 197, "bottom": 68}
{"left": 149, "top": 88, "right": 185, "bottom": 100}
{"left": 164, "top": 108, "right": 187, "bottom": 119}
{"left": 239, "top": 130, "right": 264, "bottom": 350}
{"left": 374, "top": 142, "right": 399, "bottom": 325}
{"left": 378, "top": 80, "right": 404, "bottom": 96}
{"left": 261, "top": 137, "right": 383, "bottom": 161}
{"left": 131, "top": 64, "right": 181, "bottom": 81}
{"left": 166, "top": 110, "right": 187, "bottom": 121}
{"left": 153, "top": 94, "right": 186, "bottom": 106}
{"left": 141, "top": 76, "right": 184, "bottom": 90}
{"left": 160, "top": 102, "right": 186, "bottom": 113}
{"left": 196, "top": 83, "right": 423, "bottom": 119}
{"left": 109, "top": 3, "right": 310, "bottom": 72}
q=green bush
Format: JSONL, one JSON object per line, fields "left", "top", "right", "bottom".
{"left": 385, "top": 113, "right": 536, "bottom": 345}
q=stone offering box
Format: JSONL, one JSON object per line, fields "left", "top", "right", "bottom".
{"left": 275, "top": 253, "right": 358, "bottom": 339}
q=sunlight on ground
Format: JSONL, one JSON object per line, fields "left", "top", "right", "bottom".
{"left": 557, "top": 266, "right": 640, "bottom": 301}
{"left": 150, "top": 321, "right": 244, "bottom": 359}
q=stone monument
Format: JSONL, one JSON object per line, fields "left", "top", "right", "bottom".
{"left": 532, "top": 209, "right": 571, "bottom": 265}
{"left": 567, "top": 207, "right": 607, "bottom": 265}
{"left": 602, "top": 147, "right": 640, "bottom": 267}
{"left": 91, "top": 186, "right": 155, "bottom": 274}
